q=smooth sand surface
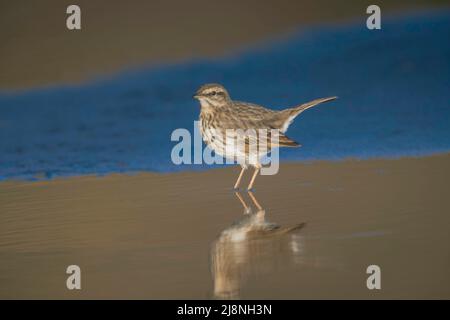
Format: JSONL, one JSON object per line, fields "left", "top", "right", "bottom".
{"left": 0, "top": 0, "right": 444, "bottom": 89}
{"left": 1, "top": 155, "right": 449, "bottom": 299}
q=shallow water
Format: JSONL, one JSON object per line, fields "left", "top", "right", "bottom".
{"left": 1, "top": 156, "right": 448, "bottom": 299}
{"left": 1, "top": 11, "right": 450, "bottom": 180}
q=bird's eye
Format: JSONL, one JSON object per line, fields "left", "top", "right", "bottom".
{"left": 210, "top": 91, "right": 216, "bottom": 96}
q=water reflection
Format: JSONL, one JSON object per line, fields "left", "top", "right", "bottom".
{"left": 211, "top": 192, "right": 306, "bottom": 299}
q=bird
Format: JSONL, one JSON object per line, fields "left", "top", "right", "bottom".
{"left": 193, "top": 83, "right": 337, "bottom": 190}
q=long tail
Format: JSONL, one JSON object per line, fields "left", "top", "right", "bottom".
{"left": 279, "top": 96, "right": 337, "bottom": 133}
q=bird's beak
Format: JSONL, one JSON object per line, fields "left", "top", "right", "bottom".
{"left": 193, "top": 94, "right": 200, "bottom": 99}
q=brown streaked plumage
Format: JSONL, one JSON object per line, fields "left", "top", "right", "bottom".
{"left": 194, "top": 83, "right": 337, "bottom": 190}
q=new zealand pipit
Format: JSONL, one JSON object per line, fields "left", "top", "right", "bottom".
{"left": 194, "top": 83, "right": 336, "bottom": 190}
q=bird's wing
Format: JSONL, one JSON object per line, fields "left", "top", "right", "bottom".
{"left": 223, "top": 101, "right": 278, "bottom": 132}
{"left": 231, "top": 101, "right": 277, "bottom": 124}
{"left": 224, "top": 101, "right": 300, "bottom": 148}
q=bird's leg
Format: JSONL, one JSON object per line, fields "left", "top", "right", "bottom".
{"left": 234, "top": 191, "right": 251, "bottom": 214}
{"left": 248, "top": 191, "right": 265, "bottom": 223}
{"left": 233, "top": 166, "right": 246, "bottom": 190}
{"left": 247, "top": 166, "right": 260, "bottom": 191}
{"left": 247, "top": 191, "right": 263, "bottom": 211}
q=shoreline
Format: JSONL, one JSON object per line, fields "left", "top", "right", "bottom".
{"left": 2, "top": 11, "right": 449, "bottom": 182}
{"left": 1, "top": 152, "right": 449, "bottom": 183}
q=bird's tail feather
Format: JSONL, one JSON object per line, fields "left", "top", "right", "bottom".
{"left": 279, "top": 96, "right": 337, "bottom": 132}
{"left": 285, "top": 96, "right": 337, "bottom": 117}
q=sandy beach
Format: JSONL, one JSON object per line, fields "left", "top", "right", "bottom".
{"left": 1, "top": 155, "right": 449, "bottom": 299}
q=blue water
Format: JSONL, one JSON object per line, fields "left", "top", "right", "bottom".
{"left": 0, "top": 11, "right": 449, "bottom": 180}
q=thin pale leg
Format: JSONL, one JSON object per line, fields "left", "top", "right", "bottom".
{"left": 247, "top": 191, "right": 263, "bottom": 211}
{"left": 233, "top": 166, "right": 246, "bottom": 190}
{"left": 234, "top": 191, "right": 251, "bottom": 214}
{"left": 247, "top": 167, "right": 260, "bottom": 191}
{"left": 248, "top": 191, "right": 265, "bottom": 223}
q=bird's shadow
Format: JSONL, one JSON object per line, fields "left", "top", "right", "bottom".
{"left": 210, "top": 191, "right": 306, "bottom": 299}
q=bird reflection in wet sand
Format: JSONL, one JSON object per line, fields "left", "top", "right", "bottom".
{"left": 211, "top": 192, "right": 306, "bottom": 299}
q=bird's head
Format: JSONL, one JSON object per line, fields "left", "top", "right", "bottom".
{"left": 193, "top": 83, "right": 231, "bottom": 108}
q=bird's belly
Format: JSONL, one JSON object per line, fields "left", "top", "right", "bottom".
{"left": 201, "top": 126, "right": 268, "bottom": 166}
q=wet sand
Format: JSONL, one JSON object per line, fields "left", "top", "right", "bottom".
{"left": 0, "top": 0, "right": 445, "bottom": 89}
{"left": 1, "top": 155, "right": 449, "bottom": 299}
